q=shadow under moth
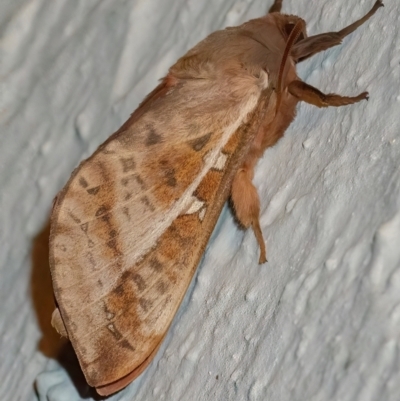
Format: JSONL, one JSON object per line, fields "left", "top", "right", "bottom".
{"left": 49, "top": 0, "right": 383, "bottom": 395}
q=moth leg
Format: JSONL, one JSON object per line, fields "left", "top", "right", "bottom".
{"left": 268, "top": 0, "right": 283, "bottom": 13}
{"left": 231, "top": 167, "right": 267, "bottom": 264}
{"left": 292, "top": 0, "right": 383, "bottom": 62}
{"left": 288, "top": 80, "right": 368, "bottom": 108}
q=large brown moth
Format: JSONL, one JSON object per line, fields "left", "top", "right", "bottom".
{"left": 49, "top": 0, "right": 383, "bottom": 395}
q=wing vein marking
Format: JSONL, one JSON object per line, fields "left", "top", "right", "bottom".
{"left": 71, "top": 285, "right": 173, "bottom": 343}
{"left": 64, "top": 175, "right": 181, "bottom": 227}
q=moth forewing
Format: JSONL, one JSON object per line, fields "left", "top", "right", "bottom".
{"left": 50, "top": 67, "right": 270, "bottom": 393}
{"left": 49, "top": 0, "right": 382, "bottom": 395}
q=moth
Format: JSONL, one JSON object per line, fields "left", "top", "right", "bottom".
{"left": 49, "top": 0, "right": 383, "bottom": 395}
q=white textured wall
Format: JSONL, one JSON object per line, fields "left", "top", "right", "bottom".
{"left": 1, "top": 1, "right": 399, "bottom": 400}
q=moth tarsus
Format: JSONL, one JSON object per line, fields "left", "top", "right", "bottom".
{"left": 49, "top": 0, "right": 382, "bottom": 395}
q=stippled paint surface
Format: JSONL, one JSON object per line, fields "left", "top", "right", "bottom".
{"left": 1, "top": 1, "right": 399, "bottom": 400}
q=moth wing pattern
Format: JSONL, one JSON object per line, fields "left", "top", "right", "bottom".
{"left": 49, "top": 28, "right": 271, "bottom": 393}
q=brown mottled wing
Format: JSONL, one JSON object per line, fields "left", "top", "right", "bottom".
{"left": 50, "top": 60, "right": 269, "bottom": 392}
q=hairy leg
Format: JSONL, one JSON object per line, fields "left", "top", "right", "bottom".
{"left": 289, "top": 80, "right": 368, "bottom": 108}
{"left": 231, "top": 166, "right": 267, "bottom": 264}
